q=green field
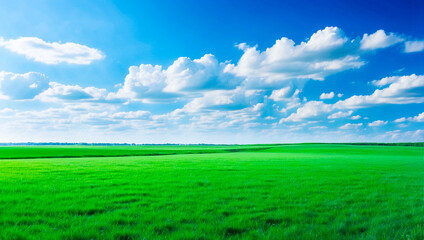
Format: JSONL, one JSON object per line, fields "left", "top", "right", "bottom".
{"left": 0, "top": 144, "right": 423, "bottom": 239}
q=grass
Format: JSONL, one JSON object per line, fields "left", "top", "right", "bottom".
{"left": 0, "top": 145, "right": 272, "bottom": 159}
{"left": 0, "top": 144, "right": 423, "bottom": 239}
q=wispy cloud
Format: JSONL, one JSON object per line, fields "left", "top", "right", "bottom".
{"left": 0, "top": 37, "right": 105, "bottom": 64}
{"left": 404, "top": 40, "right": 424, "bottom": 53}
{"left": 339, "top": 123, "right": 363, "bottom": 130}
{"left": 368, "top": 120, "right": 388, "bottom": 127}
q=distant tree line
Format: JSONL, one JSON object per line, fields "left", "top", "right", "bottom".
{"left": 0, "top": 142, "right": 217, "bottom": 146}
{"left": 0, "top": 142, "right": 422, "bottom": 147}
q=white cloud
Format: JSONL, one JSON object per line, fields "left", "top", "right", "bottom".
{"left": 280, "top": 101, "right": 332, "bottom": 122}
{"left": 110, "top": 110, "right": 151, "bottom": 119}
{"left": 269, "top": 87, "right": 291, "bottom": 101}
{"left": 274, "top": 89, "right": 302, "bottom": 113}
{"left": 379, "top": 129, "right": 424, "bottom": 142}
{"left": 360, "top": 30, "right": 404, "bottom": 50}
{"left": 394, "top": 117, "right": 406, "bottom": 123}
{"left": 328, "top": 110, "right": 353, "bottom": 119}
{"left": 251, "top": 103, "right": 264, "bottom": 112}
{"left": 368, "top": 120, "right": 387, "bottom": 127}
{"left": 113, "top": 54, "right": 241, "bottom": 101}
{"left": 164, "top": 54, "right": 239, "bottom": 92}
{"left": 1, "top": 27, "right": 423, "bottom": 143}
{"left": 0, "top": 107, "right": 14, "bottom": 114}
{"left": 410, "top": 112, "right": 424, "bottom": 122}
{"left": 0, "top": 71, "right": 49, "bottom": 99}
{"left": 339, "top": 123, "right": 363, "bottom": 129}
{"left": 37, "top": 82, "right": 108, "bottom": 102}
{"left": 0, "top": 37, "right": 105, "bottom": 64}
{"left": 232, "top": 27, "right": 365, "bottom": 83}
{"left": 281, "top": 74, "right": 424, "bottom": 123}
{"left": 371, "top": 76, "right": 400, "bottom": 87}
{"left": 1, "top": 103, "right": 118, "bottom": 130}
{"left": 111, "top": 28, "right": 419, "bottom": 106}
{"left": 112, "top": 64, "right": 170, "bottom": 100}
{"left": 173, "top": 87, "right": 264, "bottom": 114}
{"left": 336, "top": 74, "right": 424, "bottom": 109}
{"left": 176, "top": 104, "right": 263, "bottom": 131}
{"left": 404, "top": 40, "right": 424, "bottom": 53}
{"left": 309, "top": 126, "right": 327, "bottom": 130}
{"left": 320, "top": 92, "right": 335, "bottom": 99}
{"left": 172, "top": 91, "right": 232, "bottom": 113}
{"left": 395, "top": 112, "right": 424, "bottom": 123}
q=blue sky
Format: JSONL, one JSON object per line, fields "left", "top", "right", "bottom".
{"left": 0, "top": 0, "right": 423, "bottom": 143}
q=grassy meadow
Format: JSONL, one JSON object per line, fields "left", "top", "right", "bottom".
{"left": 0, "top": 144, "right": 423, "bottom": 239}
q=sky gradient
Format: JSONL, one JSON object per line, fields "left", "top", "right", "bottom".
{"left": 0, "top": 0, "right": 423, "bottom": 143}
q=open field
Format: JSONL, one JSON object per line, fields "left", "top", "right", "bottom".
{"left": 0, "top": 144, "right": 423, "bottom": 239}
{"left": 0, "top": 145, "right": 273, "bottom": 159}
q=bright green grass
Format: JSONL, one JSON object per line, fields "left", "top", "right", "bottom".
{"left": 0, "top": 145, "right": 272, "bottom": 159}
{"left": 0, "top": 144, "right": 423, "bottom": 239}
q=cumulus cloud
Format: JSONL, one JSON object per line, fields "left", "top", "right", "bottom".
{"left": 111, "top": 64, "right": 170, "bottom": 101}
{"left": 272, "top": 89, "right": 302, "bottom": 113}
{"left": 320, "top": 92, "right": 335, "bottom": 99}
{"left": 404, "top": 40, "right": 424, "bottom": 53}
{"left": 280, "top": 101, "right": 332, "bottom": 122}
{"left": 37, "top": 82, "right": 108, "bottom": 102}
{"left": 0, "top": 37, "right": 105, "bottom": 64}
{"left": 269, "top": 87, "right": 291, "bottom": 101}
{"left": 368, "top": 120, "right": 388, "bottom": 127}
{"left": 163, "top": 54, "right": 240, "bottom": 92}
{"left": 336, "top": 74, "right": 424, "bottom": 109}
{"left": 112, "top": 27, "right": 418, "bottom": 105}
{"left": 394, "top": 117, "right": 406, "bottom": 123}
{"left": 394, "top": 112, "right": 424, "bottom": 123}
{"left": 360, "top": 30, "right": 404, "bottom": 50}
{"left": 339, "top": 123, "right": 363, "bottom": 130}
{"left": 328, "top": 110, "right": 353, "bottom": 119}
{"left": 0, "top": 71, "right": 49, "bottom": 99}
{"left": 173, "top": 87, "right": 264, "bottom": 114}
{"left": 1, "top": 27, "right": 423, "bottom": 142}
{"left": 113, "top": 54, "right": 241, "bottom": 101}
{"left": 232, "top": 27, "right": 365, "bottom": 83}
{"left": 409, "top": 112, "right": 424, "bottom": 122}
{"left": 281, "top": 74, "right": 424, "bottom": 122}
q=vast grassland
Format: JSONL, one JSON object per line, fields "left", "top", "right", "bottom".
{"left": 0, "top": 144, "right": 423, "bottom": 239}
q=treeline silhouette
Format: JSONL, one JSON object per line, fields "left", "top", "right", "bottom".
{"left": 0, "top": 142, "right": 422, "bottom": 147}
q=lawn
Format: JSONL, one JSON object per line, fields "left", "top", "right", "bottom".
{"left": 0, "top": 144, "right": 422, "bottom": 239}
